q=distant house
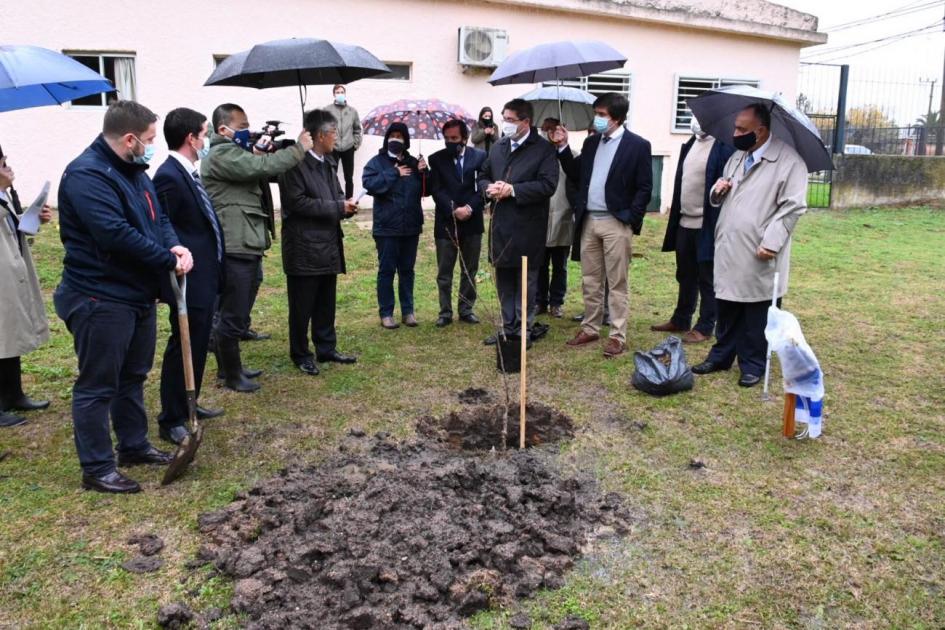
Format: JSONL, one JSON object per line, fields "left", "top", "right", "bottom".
{"left": 4, "top": 0, "right": 825, "bottom": 210}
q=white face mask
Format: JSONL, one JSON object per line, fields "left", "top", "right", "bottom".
{"left": 196, "top": 134, "right": 211, "bottom": 160}
{"left": 691, "top": 117, "right": 707, "bottom": 138}
{"left": 502, "top": 121, "right": 520, "bottom": 139}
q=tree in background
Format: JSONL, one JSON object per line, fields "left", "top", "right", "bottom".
{"left": 915, "top": 111, "right": 941, "bottom": 156}
{"left": 846, "top": 105, "right": 898, "bottom": 154}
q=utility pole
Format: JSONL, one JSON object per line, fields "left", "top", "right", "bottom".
{"left": 936, "top": 2, "right": 945, "bottom": 155}
{"left": 920, "top": 77, "right": 936, "bottom": 155}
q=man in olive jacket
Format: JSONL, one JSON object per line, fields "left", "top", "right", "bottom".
{"left": 278, "top": 109, "right": 358, "bottom": 376}
{"left": 201, "top": 103, "right": 313, "bottom": 392}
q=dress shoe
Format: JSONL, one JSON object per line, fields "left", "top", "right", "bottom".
{"left": 459, "top": 313, "right": 480, "bottom": 324}
{"left": 536, "top": 304, "right": 548, "bottom": 315}
{"left": 159, "top": 424, "right": 190, "bottom": 445}
{"left": 681, "top": 330, "right": 711, "bottom": 344}
{"left": 692, "top": 360, "right": 729, "bottom": 375}
{"left": 435, "top": 315, "right": 453, "bottom": 328}
{"left": 0, "top": 411, "right": 27, "bottom": 428}
{"left": 381, "top": 316, "right": 400, "bottom": 330}
{"left": 296, "top": 358, "right": 320, "bottom": 376}
{"left": 240, "top": 329, "right": 271, "bottom": 341}
{"left": 6, "top": 395, "right": 50, "bottom": 412}
{"left": 216, "top": 366, "right": 262, "bottom": 380}
{"left": 118, "top": 445, "right": 174, "bottom": 467}
{"left": 402, "top": 313, "right": 418, "bottom": 327}
{"left": 549, "top": 305, "right": 565, "bottom": 318}
{"left": 566, "top": 331, "right": 600, "bottom": 347}
{"left": 650, "top": 320, "right": 688, "bottom": 333}
{"left": 196, "top": 405, "right": 224, "bottom": 420}
{"left": 739, "top": 373, "right": 762, "bottom": 388}
{"left": 530, "top": 322, "right": 550, "bottom": 342}
{"left": 483, "top": 334, "right": 498, "bottom": 346}
{"left": 218, "top": 338, "right": 261, "bottom": 393}
{"left": 82, "top": 470, "right": 141, "bottom": 494}
{"left": 317, "top": 350, "right": 357, "bottom": 365}
{"left": 603, "top": 338, "right": 627, "bottom": 358}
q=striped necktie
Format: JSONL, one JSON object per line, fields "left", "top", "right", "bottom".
{"left": 192, "top": 172, "right": 223, "bottom": 262}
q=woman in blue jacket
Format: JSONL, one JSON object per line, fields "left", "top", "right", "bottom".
{"left": 362, "top": 122, "right": 427, "bottom": 329}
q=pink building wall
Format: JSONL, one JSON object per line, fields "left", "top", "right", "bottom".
{"left": 1, "top": 0, "right": 808, "bottom": 211}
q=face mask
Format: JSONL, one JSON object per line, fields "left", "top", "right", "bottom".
{"left": 445, "top": 141, "right": 464, "bottom": 157}
{"left": 196, "top": 135, "right": 211, "bottom": 160}
{"left": 592, "top": 115, "right": 610, "bottom": 134}
{"left": 481, "top": 116, "right": 492, "bottom": 125}
{"left": 225, "top": 126, "right": 253, "bottom": 150}
{"left": 501, "top": 121, "right": 519, "bottom": 138}
{"left": 690, "top": 118, "right": 706, "bottom": 138}
{"left": 131, "top": 135, "right": 155, "bottom": 165}
{"left": 733, "top": 131, "right": 757, "bottom": 152}
{"left": 387, "top": 139, "right": 405, "bottom": 155}
{"left": 334, "top": 93, "right": 346, "bottom": 105}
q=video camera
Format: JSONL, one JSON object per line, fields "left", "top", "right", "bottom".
{"left": 250, "top": 120, "right": 295, "bottom": 153}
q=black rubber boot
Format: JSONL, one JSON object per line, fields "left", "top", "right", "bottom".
{"left": 218, "top": 339, "right": 260, "bottom": 393}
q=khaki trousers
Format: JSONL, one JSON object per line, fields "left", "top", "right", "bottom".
{"left": 580, "top": 215, "right": 632, "bottom": 343}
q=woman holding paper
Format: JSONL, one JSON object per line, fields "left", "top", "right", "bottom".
{"left": 0, "top": 156, "right": 51, "bottom": 427}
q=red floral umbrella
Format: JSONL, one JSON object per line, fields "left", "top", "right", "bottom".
{"left": 361, "top": 99, "right": 475, "bottom": 143}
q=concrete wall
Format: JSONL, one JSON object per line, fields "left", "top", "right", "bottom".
{"left": 831, "top": 155, "right": 945, "bottom": 209}
{"left": 2, "top": 0, "right": 807, "bottom": 211}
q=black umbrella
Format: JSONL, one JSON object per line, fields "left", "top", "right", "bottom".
{"left": 205, "top": 38, "right": 390, "bottom": 113}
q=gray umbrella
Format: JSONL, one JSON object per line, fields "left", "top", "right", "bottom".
{"left": 488, "top": 40, "right": 626, "bottom": 85}
{"left": 687, "top": 85, "right": 833, "bottom": 173}
{"left": 205, "top": 38, "right": 389, "bottom": 112}
{"left": 519, "top": 85, "right": 596, "bottom": 130}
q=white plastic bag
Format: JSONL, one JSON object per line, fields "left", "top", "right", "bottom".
{"left": 765, "top": 306, "right": 825, "bottom": 438}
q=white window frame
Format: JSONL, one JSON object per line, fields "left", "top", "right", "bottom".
{"left": 671, "top": 74, "right": 761, "bottom": 134}
{"left": 62, "top": 51, "right": 136, "bottom": 108}
{"left": 541, "top": 69, "right": 633, "bottom": 127}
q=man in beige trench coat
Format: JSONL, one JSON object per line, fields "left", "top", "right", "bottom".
{"left": 0, "top": 157, "right": 51, "bottom": 427}
{"left": 692, "top": 104, "right": 808, "bottom": 388}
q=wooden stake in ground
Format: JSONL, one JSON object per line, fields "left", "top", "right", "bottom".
{"left": 783, "top": 393, "right": 797, "bottom": 438}
{"left": 520, "top": 256, "right": 528, "bottom": 450}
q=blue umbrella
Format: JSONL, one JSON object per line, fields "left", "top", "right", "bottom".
{"left": 488, "top": 40, "right": 626, "bottom": 86}
{"left": 687, "top": 85, "right": 833, "bottom": 173}
{"left": 0, "top": 45, "right": 115, "bottom": 112}
{"left": 519, "top": 85, "right": 596, "bottom": 130}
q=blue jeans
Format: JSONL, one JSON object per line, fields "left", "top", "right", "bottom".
{"left": 374, "top": 235, "right": 419, "bottom": 318}
{"left": 54, "top": 285, "right": 156, "bottom": 476}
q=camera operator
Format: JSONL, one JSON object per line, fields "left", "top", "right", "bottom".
{"left": 202, "top": 103, "right": 313, "bottom": 393}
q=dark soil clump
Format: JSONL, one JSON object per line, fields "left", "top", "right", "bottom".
{"left": 457, "top": 387, "right": 494, "bottom": 405}
{"left": 417, "top": 403, "right": 575, "bottom": 450}
{"left": 195, "top": 422, "right": 629, "bottom": 629}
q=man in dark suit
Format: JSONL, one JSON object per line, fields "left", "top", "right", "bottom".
{"left": 478, "top": 99, "right": 559, "bottom": 344}
{"left": 154, "top": 108, "right": 226, "bottom": 445}
{"left": 277, "top": 109, "right": 358, "bottom": 375}
{"left": 428, "top": 119, "right": 487, "bottom": 328}
{"left": 552, "top": 92, "right": 652, "bottom": 358}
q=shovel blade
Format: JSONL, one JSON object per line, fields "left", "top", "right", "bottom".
{"left": 161, "top": 424, "right": 204, "bottom": 485}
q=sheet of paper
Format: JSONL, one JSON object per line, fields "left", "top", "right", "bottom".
{"left": 355, "top": 188, "right": 369, "bottom": 203}
{"left": 16, "top": 180, "right": 50, "bottom": 236}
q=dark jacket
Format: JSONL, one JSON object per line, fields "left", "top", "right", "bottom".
{"left": 154, "top": 156, "right": 225, "bottom": 309}
{"left": 361, "top": 122, "right": 425, "bottom": 237}
{"left": 477, "top": 129, "right": 559, "bottom": 268}
{"left": 57, "top": 134, "right": 180, "bottom": 305}
{"left": 558, "top": 127, "right": 653, "bottom": 260}
{"left": 278, "top": 152, "right": 348, "bottom": 276}
{"left": 427, "top": 144, "right": 487, "bottom": 241}
{"left": 661, "top": 136, "right": 735, "bottom": 262}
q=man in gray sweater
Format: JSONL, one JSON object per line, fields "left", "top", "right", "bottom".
{"left": 324, "top": 84, "right": 363, "bottom": 199}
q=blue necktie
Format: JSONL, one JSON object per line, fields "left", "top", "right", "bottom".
{"left": 192, "top": 172, "right": 223, "bottom": 262}
{"left": 511, "top": 141, "right": 519, "bottom": 152}
{"left": 602, "top": 135, "right": 611, "bottom": 144}
{"left": 744, "top": 152, "right": 755, "bottom": 173}
{"left": 455, "top": 157, "right": 463, "bottom": 181}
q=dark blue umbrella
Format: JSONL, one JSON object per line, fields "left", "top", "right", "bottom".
{"left": 0, "top": 45, "right": 114, "bottom": 112}
{"left": 488, "top": 40, "right": 626, "bottom": 86}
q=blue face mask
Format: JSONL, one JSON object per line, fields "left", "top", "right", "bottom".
{"left": 593, "top": 115, "right": 610, "bottom": 134}
{"left": 132, "top": 135, "right": 155, "bottom": 165}
{"left": 226, "top": 126, "right": 253, "bottom": 151}
{"left": 197, "top": 135, "right": 211, "bottom": 160}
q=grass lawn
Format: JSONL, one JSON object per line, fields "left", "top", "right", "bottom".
{"left": 1, "top": 206, "right": 944, "bottom": 629}
{"left": 807, "top": 181, "right": 831, "bottom": 208}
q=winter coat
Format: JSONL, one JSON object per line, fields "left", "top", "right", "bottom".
{"left": 546, "top": 155, "right": 578, "bottom": 247}
{"left": 361, "top": 123, "right": 425, "bottom": 237}
{"left": 0, "top": 196, "right": 49, "bottom": 358}
{"left": 324, "top": 102, "right": 363, "bottom": 152}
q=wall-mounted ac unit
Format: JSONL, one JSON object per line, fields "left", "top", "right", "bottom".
{"left": 458, "top": 26, "right": 509, "bottom": 68}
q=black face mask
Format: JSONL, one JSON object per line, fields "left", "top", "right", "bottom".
{"left": 387, "top": 139, "right": 405, "bottom": 155}
{"left": 733, "top": 131, "right": 757, "bottom": 151}
{"left": 445, "top": 141, "right": 464, "bottom": 157}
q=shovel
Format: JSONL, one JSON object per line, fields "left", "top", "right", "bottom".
{"left": 161, "top": 271, "right": 204, "bottom": 485}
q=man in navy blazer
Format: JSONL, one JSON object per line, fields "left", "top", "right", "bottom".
{"left": 427, "top": 119, "right": 487, "bottom": 327}
{"left": 552, "top": 92, "right": 652, "bottom": 358}
{"left": 154, "top": 108, "right": 227, "bottom": 445}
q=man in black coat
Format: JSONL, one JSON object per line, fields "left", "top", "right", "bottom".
{"left": 478, "top": 99, "right": 559, "bottom": 343}
{"left": 652, "top": 118, "right": 735, "bottom": 344}
{"left": 278, "top": 109, "right": 358, "bottom": 376}
{"left": 428, "top": 119, "right": 487, "bottom": 327}
{"left": 154, "top": 108, "right": 227, "bottom": 445}
{"left": 552, "top": 92, "right": 652, "bottom": 358}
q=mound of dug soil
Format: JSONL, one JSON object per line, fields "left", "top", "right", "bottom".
{"left": 195, "top": 412, "right": 628, "bottom": 629}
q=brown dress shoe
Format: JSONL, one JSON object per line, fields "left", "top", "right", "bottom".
{"left": 566, "top": 330, "right": 600, "bottom": 346}
{"left": 549, "top": 305, "right": 565, "bottom": 318}
{"left": 650, "top": 321, "right": 687, "bottom": 333}
{"left": 603, "top": 338, "right": 627, "bottom": 358}
{"left": 381, "top": 317, "right": 400, "bottom": 330}
{"left": 402, "top": 313, "right": 418, "bottom": 327}
{"left": 681, "top": 329, "right": 710, "bottom": 344}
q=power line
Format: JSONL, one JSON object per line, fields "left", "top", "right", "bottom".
{"left": 809, "top": 25, "right": 941, "bottom": 63}
{"left": 803, "top": 19, "right": 943, "bottom": 59}
{"left": 823, "top": 0, "right": 940, "bottom": 32}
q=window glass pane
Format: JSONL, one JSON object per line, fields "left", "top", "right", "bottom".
{"left": 377, "top": 63, "right": 411, "bottom": 81}
{"left": 68, "top": 55, "right": 104, "bottom": 106}
{"left": 674, "top": 76, "right": 759, "bottom": 131}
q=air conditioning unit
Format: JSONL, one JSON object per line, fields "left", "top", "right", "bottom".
{"left": 458, "top": 27, "right": 509, "bottom": 68}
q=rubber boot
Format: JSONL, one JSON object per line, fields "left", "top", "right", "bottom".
{"left": 218, "top": 338, "right": 260, "bottom": 393}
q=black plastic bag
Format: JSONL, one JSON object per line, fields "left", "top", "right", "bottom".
{"left": 631, "top": 336, "right": 694, "bottom": 396}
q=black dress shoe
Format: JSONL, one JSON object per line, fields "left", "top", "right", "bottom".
{"left": 296, "top": 358, "right": 320, "bottom": 376}
{"left": 117, "top": 445, "right": 174, "bottom": 467}
{"left": 317, "top": 350, "right": 357, "bottom": 364}
{"left": 240, "top": 329, "right": 271, "bottom": 341}
{"left": 196, "top": 405, "right": 224, "bottom": 420}
{"left": 692, "top": 360, "right": 729, "bottom": 375}
{"left": 530, "top": 322, "right": 550, "bottom": 342}
{"left": 0, "top": 411, "right": 27, "bottom": 428}
{"left": 159, "top": 424, "right": 191, "bottom": 445}
{"left": 436, "top": 315, "right": 453, "bottom": 328}
{"left": 82, "top": 470, "right": 141, "bottom": 494}
{"left": 459, "top": 313, "right": 480, "bottom": 324}
{"left": 739, "top": 373, "right": 762, "bottom": 388}
{"left": 7, "top": 395, "right": 50, "bottom": 412}
{"left": 483, "top": 335, "right": 497, "bottom": 346}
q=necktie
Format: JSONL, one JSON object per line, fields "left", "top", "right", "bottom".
{"left": 192, "top": 172, "right": 223, "bottom": 262}
{"left": 744, "top": 152, "right": 755, "bottom": 173}
{"left": 455, "top": 157, "right": 463, "bottom": 181}
{"left": 602, "top": 135, "right": 611, "bottom": 144}
{"left": 511, "top": 141, "right": 519, "bottom": 152}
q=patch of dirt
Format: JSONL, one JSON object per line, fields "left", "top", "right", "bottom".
{"left": 193, "top": 416, "right": 630, "bottom": 629}
{"left": 122, "top": 555, "right": 163, "bottom": 574}
{"left": 417, "top": 403, "right": 574, "bottom": 451}
{"left": 128, "top": 533, "right": 164, "bottom": 556}
{"left": 457, "top": 388, "right": 494, "bottom": 405}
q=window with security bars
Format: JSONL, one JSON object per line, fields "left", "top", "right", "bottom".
{"left": 673, "top": 76, "right": 760, "bottom": 132}
{"left": 542, "top": 69, "right": 631, "bottom": 99}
